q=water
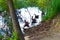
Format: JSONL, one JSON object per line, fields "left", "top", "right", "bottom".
{"left": 0, "top": 7, "right": 46, "bottom": 34}
{"left": 0, "top": 15, "right": 13, "bottom": 37}
{"left": 16, "top": 7, "right": 44, "bottom": 33}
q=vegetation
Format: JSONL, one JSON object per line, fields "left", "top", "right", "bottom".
{"left": 0, "top": 0, "right": 60, "bottom": 20}
{"left": 0, "top": 0, "right": 60, "bottom": 40}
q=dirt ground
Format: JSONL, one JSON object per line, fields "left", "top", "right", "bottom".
{"left": 24, "top": 13, "right": 60, "bottom": 40}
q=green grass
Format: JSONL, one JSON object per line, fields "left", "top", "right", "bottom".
{"left": 8, "top": 0, "right": 60, "bottom": 40}
{"left": 0, "top": 0, "right": 60, "bottom": 40}
{"left": 41, "top": 0, "right": 60, "bottom": 21}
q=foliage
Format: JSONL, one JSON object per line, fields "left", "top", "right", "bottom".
{"left": 12, "top": 31, "right": 17, "bottom": 40}
{"left": 0, "top": 0, "right": 8, "bottom": 11}
{"left": 42, "top": 0, "right": 60, "bottom": 20}
{"left": 0, "top": 0, "right": 60, "bottom": 40}
{"left": 13, "top": 0, "right": 38, "bottom": 9}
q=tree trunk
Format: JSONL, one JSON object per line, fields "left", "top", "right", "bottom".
{"left": 7, "top": 0, "right": 25, "bottom": 40}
